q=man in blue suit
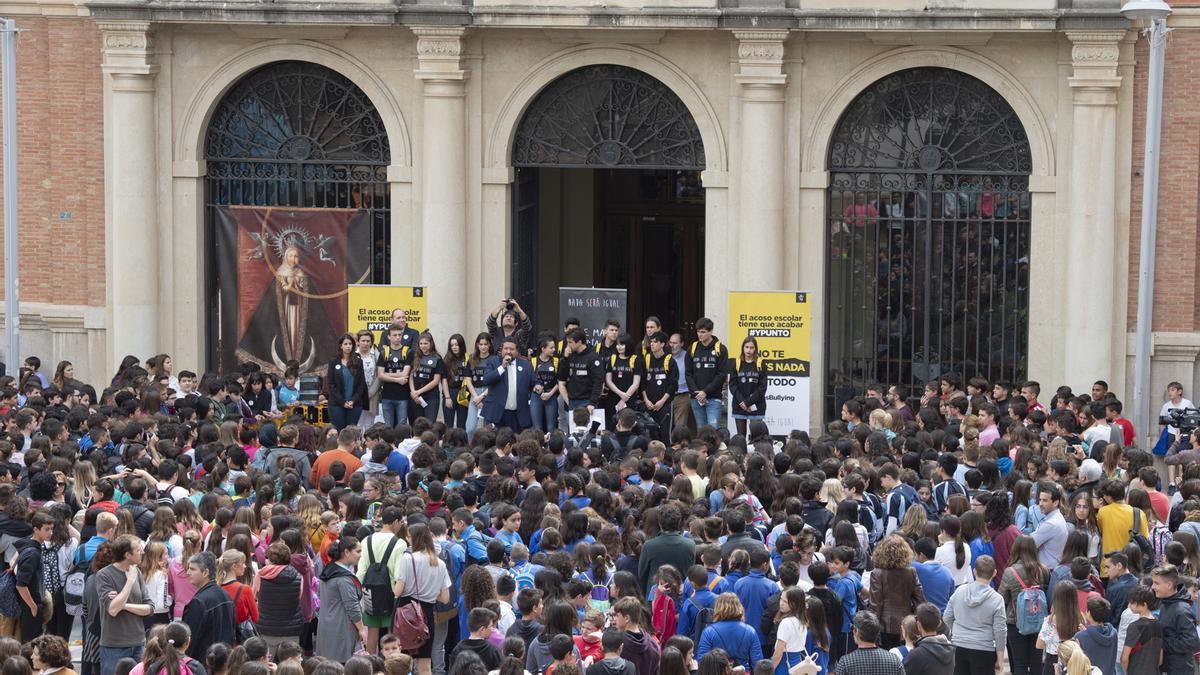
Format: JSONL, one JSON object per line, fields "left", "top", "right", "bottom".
{"left": 482, "top": 337, "right": 534, "bottom": 432}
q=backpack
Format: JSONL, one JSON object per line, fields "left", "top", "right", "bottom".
{"left": 0, "top": 567, "right": 18, "bottom": 619}
{"left": 434, "top": 541, "right": 462, "bottom": 621}
{"left": 362, "top": 536, "right": 400, "bottom": 616}
{"left": 1013, "top": 568, "right": 1047, "bottom": 635}
{"left": 510, "top": 563, "right": 536, "bottom": 594}
{"left": 690, "top": 602, "right": 713, "bottom": 644}
{"left": 1129, "top": 508, "right": 1154, "bottom": 560}
{"left": 63, "top": 552, "right": 91, "bottom": 617}
{"left": 582, "top": 569, "right": 612, "bottom": 612}
{"left": 464, "top": 529, "right": 494, "bottom": 567}
{"left": 393, "top": 557, "right": 431, "bottom": 651}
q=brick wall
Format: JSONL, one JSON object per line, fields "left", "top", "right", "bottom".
{"left": 0, "top": 16, "right": 105, "bottom": 308}
{"left": 1128, "top": 26, "right": 1200, "bottom": 332}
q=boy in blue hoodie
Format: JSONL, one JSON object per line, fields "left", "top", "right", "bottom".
{"left": 679, "top": 564, "right": 718, "bottom": 642}
{"left": 683, "top": 546, "right": 728, "bottom": 600}
{"left": 1076, "top": 595, "right": 1119, "bottom": 675}
{"left": 827, "top": 547, "right": 862, "bottom": 662}
{"left": 733, "top": 548, "right": 777, "bottom": 647}
{"left": 880, "top": 463, "right": 918, "bottom": 536}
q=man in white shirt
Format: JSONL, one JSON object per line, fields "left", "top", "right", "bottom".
{"left": 1032, "top": 482, "right": 1068, "bottom": 568}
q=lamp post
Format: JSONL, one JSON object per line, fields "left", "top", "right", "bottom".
{"left": 1126, "top": 0, "right": 1171, "bottom": 447}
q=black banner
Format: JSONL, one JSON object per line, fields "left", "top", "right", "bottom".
{"left": 558, "top": 287, "right": 628, "bottom": 344}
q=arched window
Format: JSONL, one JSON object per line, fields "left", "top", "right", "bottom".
{"left": 205, "top": 61, "right": 390, "bottom": 372}
{"left": 825, "top": 67, "right": 1032, "bottom": 415}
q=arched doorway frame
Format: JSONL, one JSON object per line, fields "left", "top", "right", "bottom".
{"left": 170, "top": 41, "right": 412, "bottom": 371}
{"left": 797, "top": 46, "right": 1058, "bottom": 429}
{"left": 480, "top": 44, "right": 729, "bottom": 333}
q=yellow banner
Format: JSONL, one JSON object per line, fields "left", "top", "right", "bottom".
{"left": 347, "top": 285, "right": 428, "bottom": 335}
{"left": 727, "top": 291, "right": 813, "bottom": 435}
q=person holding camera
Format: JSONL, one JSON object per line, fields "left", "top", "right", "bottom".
{"left": 486, "top": 298, "right": 533, "bottom": 356}
{"left": 1160, "top": 381, "right": 1196, "bottom": 489}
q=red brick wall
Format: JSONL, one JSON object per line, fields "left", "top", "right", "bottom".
{"left": 1128, "top": 26, "right": 1200, "bottom": 332}
{"left": 0, "top": 16, "right": 105, "bottom": 307}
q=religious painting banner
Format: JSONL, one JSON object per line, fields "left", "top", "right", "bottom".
{"left": 727, "top": 291, "right": 813, "bottom": 436}
{"left": 214, "top": 206, "right": 371, "bottom": 375}
{"left": 346, "top": 285, "right": 428, "bottom": 336}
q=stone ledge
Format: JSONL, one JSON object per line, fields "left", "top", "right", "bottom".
{"left": 1125, "top": 331, "right": 1200, "bottom": 361}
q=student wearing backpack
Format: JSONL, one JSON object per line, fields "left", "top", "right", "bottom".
{"left": 997, "top": 535, "right": 1048, "bottom": 675}
{"left": 452, "top": 508, "right": 492, "bottom": 567}
{"left": 254, "top": 542, "right": 304, "bottom": 650}
{"left": 678, "top": 566, "right": 717, "bottom": 644}
{"left": 879, "top": 464, "right": 917, "bottom": 537}
{"left": 356, "top": 506, "right": 408, "bottom": 654}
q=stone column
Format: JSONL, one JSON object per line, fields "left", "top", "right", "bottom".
{"left": 734, "top": 30, "right": 788, "bottom": 291}
{"left": 414, "top": 27, "right": 468, "bottom": 341}
{"left": 101, "top": 22, "right": 159, "bottom": 366}
{"left": 1064, "top": 31, "right": 1123, "bottom": 391}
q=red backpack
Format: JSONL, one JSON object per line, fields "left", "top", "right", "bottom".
{"left": 393, "top": 556, "right": 431, "bottom": 651}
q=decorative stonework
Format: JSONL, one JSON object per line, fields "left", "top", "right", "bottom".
{"left": 1066, "top": 30, "right": 1123, "bottom": 104}
{"left": 413, "top": 26, "right": 468, "bottom": 83}
{"left": 733, "top": 29, "right": 787, "bottom": 88}
{"left": 98, "top": 20, "right": 156, "bottom": 76}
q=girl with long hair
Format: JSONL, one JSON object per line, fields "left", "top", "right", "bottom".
{"left": 326, "top": 333, "right": 368, "bottom": 430}
{"left": 529, "top": 335, "right": 561, "bottom": 433}
{"left": 139, "top": 541, "right": 173, "bottom": 628}
{"left": 148, "top": 507, "right": 184, "bottom": 562}
{"left": 393, "top": 524, "right": 451, "bottom": 675}
{"left": 936, "top": 514, "right": 972, "bottom": 586}
{"left": 168, "top": 530, "right": 202, "bottom": 621}
{"left": 959, "top": 510, "right": 994, "bottom": 569}
{"left": 217, "top": 549, "right": 259, "bottom": 625}
{"left": 410, "top": 331, "right": 444, "bottom": 422}
{"left": 1066, "top": 492, "right": 1102, "bottom": 563}
{"left": 465, "top": 332, "right": 494, "bottom": 437}
{"left": 770, "top": 588, "right": 808, "bottom": 675}
{"left": 651, "top": 565, "right": 682, "bottom": 643}
{"left": 1036, "top": 578, "right": 1094, "bottom": 672}
{"left": 441, "top": 333, "right": 471, "bottom": 429}
{"left": 72, "top": 461, "right": 97, "bottom": 511}
{"left": 998, "top": 535, "right": 1049, "bottom": 675}
{"left": 1012, "top": 479, "right": 1037, "bottom": 534}
{"left": 730, "top": 336, "right": 767, "bottom": 438}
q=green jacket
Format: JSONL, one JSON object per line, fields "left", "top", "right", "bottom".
{"left": 637, "top": 531, "right": 696, "bottom": 593}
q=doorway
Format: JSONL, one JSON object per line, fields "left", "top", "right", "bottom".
{"left": 511, "top": 167, "right": 704, "bottom": 336}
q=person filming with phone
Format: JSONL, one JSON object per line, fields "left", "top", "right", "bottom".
{"left": 486, "top": 298, "right": 533, "bottom": 356}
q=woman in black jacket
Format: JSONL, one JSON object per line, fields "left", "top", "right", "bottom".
{"left": 326, "top": 333, "right": 368, "bottom": 430}
{"left": 730, "top": 336, "right": 769, "bottom": 437}
{"left": 255, "top": 542, "right": 304, "bottom": 648}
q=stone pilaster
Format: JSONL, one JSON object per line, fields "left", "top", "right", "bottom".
{"left": 1064, "top": 30, "right": 1123, "bottom": 391}
{"left": 414, "top": 26, "right": 469, "bottom": 342}
{"left": 100, "top": 21, "right": 159, "bottom": 367}
{"left": 734, "top": 30, "right": 788, "bottom": 290}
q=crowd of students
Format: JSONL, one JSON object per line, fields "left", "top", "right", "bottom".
{"left": 1, "top": 322, "right": 1200, "bottom": 675}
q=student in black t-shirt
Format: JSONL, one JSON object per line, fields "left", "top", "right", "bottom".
{"left": 530, "top": 335, "right": 562, "bottom": 433}
{"left": 1122, "top": 585, "right": 1163, "bottom": 675}
{"left": 409, "top": 331, "right": 444, "bottom": 423}
{"left": 376, "top": 324, "right": 413, "bottom": 429}
{"left": 604, "top": 335, "right": 642, "bottom": 431}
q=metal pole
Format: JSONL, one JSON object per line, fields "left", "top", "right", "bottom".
{"left": 1, "top": 18, "right": 16, "bottom": 373}
{"left": 1133, "top": 17, "right": 1168, "bottom": 446}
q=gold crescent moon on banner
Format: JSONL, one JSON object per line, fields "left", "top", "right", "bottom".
{"left": 256, "top": 207, "right": 370, "bottom": 299}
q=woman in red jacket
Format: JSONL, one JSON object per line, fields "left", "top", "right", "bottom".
{"left": 218, "top": 549, "right": 260, "bottom": 628}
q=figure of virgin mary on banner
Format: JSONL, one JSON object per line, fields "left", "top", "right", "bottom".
{"left": 214, "top": 206, "right": 371, "bottom": 375}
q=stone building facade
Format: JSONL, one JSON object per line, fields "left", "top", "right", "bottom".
{"left": 0, "top": 0, "right": 1196, "bottom": 434}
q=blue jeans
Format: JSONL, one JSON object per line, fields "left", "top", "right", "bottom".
{"left": 100, "top": 645, "right": 144, "bottom": 675}
{"left": 380, "top": 398, "right": 408, "bottom": 428}
{"left": 530, "top": 393, "right": 561, "bottom": 432}
{"left": 466, "top": 393, "right": 486, "bottom": 438}
{"left": 691, "top": 397, "right": 723, "bottom": 429}
{"left": 329, "top": 405, "right": 362, "bottom": 430}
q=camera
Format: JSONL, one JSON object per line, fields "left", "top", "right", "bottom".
{"left": 506, "top": 298, "right": 516, "bottom": 311}
{"left": 1161, "top": 407, "right": 1200, "bottom": 433}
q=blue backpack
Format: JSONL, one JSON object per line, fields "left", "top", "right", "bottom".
{"left": 1014, "top": 569, "right": 1047, "bottom": 635}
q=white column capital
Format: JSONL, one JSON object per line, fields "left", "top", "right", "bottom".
{"left": 413, "top": 26, "right": 468, "bottom": 84}
{"left": 1066, "top": 29, "right": 1124, "bottom": 104}
{"left": 733, "top": 30, "right": 788, "bottom": 88}
{"left": 99, "top": 21, "right": 157, "bottom": 77}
